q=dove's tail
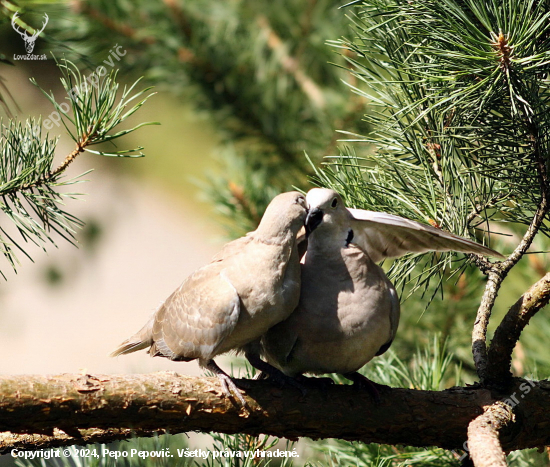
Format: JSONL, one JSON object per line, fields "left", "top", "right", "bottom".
{"left": 110, "top": 318, "right": 154, "bottom": 357}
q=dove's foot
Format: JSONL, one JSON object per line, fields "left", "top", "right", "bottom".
{"left": 343, "top": 372, "right": 388, "bottom": 403}
{"left": 246, "top": 353, "right": 307, "bottom": 396}
{"left": 204, "top": 359, "right": 247, "bottom": 407}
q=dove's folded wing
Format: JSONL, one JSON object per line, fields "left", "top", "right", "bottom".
{"left": 347, "top": 208, "right": 504, "bottom": 263}
{"left": 150, "top": 265, "right": 241, "bottom": 361}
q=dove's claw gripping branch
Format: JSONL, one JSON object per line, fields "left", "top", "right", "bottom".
{"left": 205, "top": 360, "right": 248, "bottom": 407}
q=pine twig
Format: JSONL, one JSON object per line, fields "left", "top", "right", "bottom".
{"left": 0, "top": 58, "right": 156, "bottom": 275}
{"left": 27, "top": 133, "right": 91, "bottom": 188}
{"left": 71, "top": 1, "right": 156, "bottom": 45}
{"left": 1, "top": 130, "right": 93, "bottom": 199}
{"left": 48, "top": 138, "right": 87, "bottom": 178}
{"left": 472, "top": 121, "right": 550, "bottom": 385}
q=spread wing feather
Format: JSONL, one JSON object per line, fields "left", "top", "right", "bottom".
{"left": 348, "top": 208, "right": 503, "bottom": 263}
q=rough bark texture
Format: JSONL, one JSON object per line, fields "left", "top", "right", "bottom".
{"left": 486, "top": 273, "right": 550, "bottom": 387}
{"left": 472, "top": 272, "right": 503, "bottom": 383}
{"left": 468, "top": 402, "right": 514, "bottom": 467}
{"left": 1, "top": 373, "right": 550, "bottom": 455}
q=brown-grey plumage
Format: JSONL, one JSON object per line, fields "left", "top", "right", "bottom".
{"left": 262, "top": 188, "right": 503, "bottom": 388}
{"left": 111, "top": 191, "right": 309, "bottom": 404}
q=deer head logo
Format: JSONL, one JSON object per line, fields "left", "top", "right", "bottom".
{"left": 11, "top": 12, "right": 48, "bottom": 54}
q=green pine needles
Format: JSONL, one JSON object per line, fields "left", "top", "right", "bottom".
{"left": 0, "top": 59, "right": 157, "bottom": 278}
{"left": 313, "top": 0, "right": 550, "bottom": 297}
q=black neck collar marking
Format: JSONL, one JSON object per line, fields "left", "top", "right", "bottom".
{"left": 346, "top": 229, "right": 354, "bottom": 246}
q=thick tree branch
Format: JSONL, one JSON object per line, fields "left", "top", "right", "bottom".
{"left": 467, "top": 402, "right": 513, "bottom": 467}
{"left": 486, "top": 273, "right": 550, "bottom": 387}
{"left": 2, "top": 373, "right": 550, "bottom": 455}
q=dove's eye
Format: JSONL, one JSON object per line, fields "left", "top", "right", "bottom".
{"left": 331, "top": 198, "right": 338, "bottom": 208}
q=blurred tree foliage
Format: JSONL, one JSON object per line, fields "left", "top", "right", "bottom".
{"left": 24, "top": 0, "right": 370, "bottom": 235}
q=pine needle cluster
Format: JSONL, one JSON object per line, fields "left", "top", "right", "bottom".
{"left": 0, "top": 58, "right": 156, "bottom": 276}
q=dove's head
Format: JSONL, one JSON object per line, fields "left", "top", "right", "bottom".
{"left": 305, "top": 188, "right": 352, "bottom": 244}
{"left": 254, "top": 191, "right": 308, "bottom": 242}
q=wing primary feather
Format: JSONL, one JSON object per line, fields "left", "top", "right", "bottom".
{"left": 348, "top": 207, "right": 504, "bottom": 259}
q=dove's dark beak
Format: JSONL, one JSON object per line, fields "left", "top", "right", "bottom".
{"left": 305, "top": 208, "right": 323, "bottom": 236}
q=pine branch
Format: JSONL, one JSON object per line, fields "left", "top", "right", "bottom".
{"left": 471, "top": 271, "right": 505, "bottom": 385}
{"left": 1, "top": 133, "right": 89, "bottom": 198}
{"left": 73, "top": 2, "right": 190, "bottom": 54}
{"left": 1, "top": 373, "right": 550, "bottom": 455}
{"left": 471, "top": 105, "right": 550, "bottom": 385}
{"left": 324, "top": 1, "right": 550, "bottom": 390}
{"left": 472, "top": 189, "right": 549, "bottom": 382}
{"left": 47, "top": 137, "right": 89, "bottom": 179}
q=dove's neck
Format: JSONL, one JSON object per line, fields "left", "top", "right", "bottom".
{"left": 308, "top": 225, "right": 351, "bottom": 252}
{"left": 252, "top": 218, "right": 299, "bottom": 246}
